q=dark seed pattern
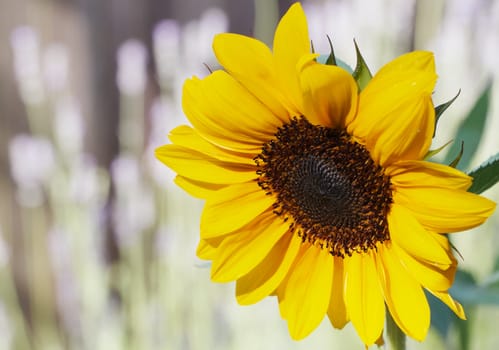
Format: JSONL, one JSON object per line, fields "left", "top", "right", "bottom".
{"left": 255, "top": 117, "right": 393, "bottom": 257}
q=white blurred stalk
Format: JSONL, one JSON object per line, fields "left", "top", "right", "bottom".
{"left": 10, "top": 26, "right": 49, "bottom": 136}
{"left": 43, "top": 43, "right": 70, "bottom": 97}
{"left": 117, "top": 39, "right": 147, "bottom": 155}
{"left": 8, "top": 134, "right": 62, "bottom": 346}
{"left": 153, "top": 20, "right": 180, "bottom": 95}
{"left": 23, "top": 205, "right": 62, "bottom": 349}
{"left": 111, "top": 154, "right": 156, "bottom": 349}
{"left": 0, "top": 229, "right": 30, "bottom": 350}
{"left": 47, "top": 153, "right": 113, "bottom": 350}
{"left": 8, "top": 134, "right": 55, "bottom": 207}
{"left": 53, "top": 96, "right": 85, "bottom": 163}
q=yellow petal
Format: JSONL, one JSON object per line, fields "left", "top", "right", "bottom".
{"left": 427, "top": 290, "right": 466, "bottom": 320}
{"left": 211, "top": 211, "right": 289, "bottom": 282}
{"left": 174, "top": 176, "right": 226, "bottom": 199}
{"left": 388, "top": 160, "right": 472, "bottom": 191}
{"left": 327, "top": 256, "right": 349, "bottom": 329}
{"left": 155, "top": 145, "right": 256, "bottom": 184}
{"left": 344, "top": 252, "right": 385, "bottom": 345}
{"left": 375, "top": 51, "right": 435, "bottom": 78}
{"left": 182, "top": 71, "right": 281, "bottom": 153}
{"left": 391, "top": 240, "right": 455, "bottom": 292}
{"left": 394, "top": 187, "right": 496, "bottom": 233}
{"left": 213, "top": 33, "right": 294, "bottom": 119}
{"left": 196, "top": 237, "right": 223, "bottom": 260}
{"left": 236, "top": 232, "right": 301, "bottom": 305}
{"left": 299, "top": 56, "right": 358, "bottom": 128}
{"left": 348, "top": 66, "right": 436, "bottom": 167}
{"left": 169, "top": 125, "right": 255, "bottom": 165}
{"left": 278, "top": 243, "right": 333, "bottom": 340}
{"left": 388, "top": 204, "right": 452, "bottom": 266}
{"left": 378, "top": 244, "right": 430, "bottom": 341}
{"left": 431, "top": 231, "right": 453, "bottom": 249}
{"left": 273, "top": 2, "right": 309, "bottom": 112}
{"left": 275, "top": 252, "right": 301, "bottom": 320}
{"left": 201, "top": 182, "right": 274, "bottom": 239}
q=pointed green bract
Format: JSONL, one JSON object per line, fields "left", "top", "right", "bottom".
{"left": 316, "top": 39, "right": 359, "bottom": 76}
{"left": 424, "top": 140, "right": 453, "bottom": 160}
{"left": 352, "top": 39, "right": 372, "bottom": 91}
{"left": 325, "top": 35, "right": 337, "bottom": 66}
{"left": 433, "top": 90, "right": 461, "bottom": 137}
{"left": 467, "top": 152, "right": 499, "bottom": 194}
{"left": 444, "top": 82, "right": 492, "bottom": 170}
{"left": 449, "top": 141, "right": 464, "bottom": 168}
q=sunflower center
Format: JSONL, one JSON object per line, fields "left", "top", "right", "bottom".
{"left": 255, "top": 117, "right": 392, "bottom": 257}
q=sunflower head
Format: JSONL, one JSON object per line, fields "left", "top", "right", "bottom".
{"left": 156, "top": 2, "right": 496, "bottom": 346}
{"left": 255, "top": 116, "right": 393, "bottom": 258}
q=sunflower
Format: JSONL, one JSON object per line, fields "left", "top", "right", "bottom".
{"left": 155, "top": 3, "right": 496, "bottom": 346}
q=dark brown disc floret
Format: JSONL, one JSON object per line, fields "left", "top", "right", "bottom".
{"left": 255, "top": 117, "right": 393, "bottom": 257}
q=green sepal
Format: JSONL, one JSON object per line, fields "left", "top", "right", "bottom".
{"left": 424, "top": 140, "right": 453, "bottom": 160}
{"left": 433, "top": 90, "right": 460, "bottom": 137}
{"left": 448, "top": 141, "right": 464, "bottom": 168}
{"left": 352, "top": 39, "right": 372, "bottom": 91}
{"left": 316, "top": 55, "right": 353, "bottom": 74}
{"left": 325, "top": 35, "right": 337, "bottom": 66}
{"left": 467, "top": 152, "right": 499, "bottom": 194}
{"left": 450, "top": 241, "right": 464, "bottom": 261}
{"left": 316, "top": 36, "right": 354, "bottom": 74}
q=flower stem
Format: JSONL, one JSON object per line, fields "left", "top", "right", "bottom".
{"left": 386, "top": 310, "right": 406, "bottom": 350}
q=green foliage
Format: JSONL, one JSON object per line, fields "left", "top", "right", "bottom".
{"left": 427, "top": 291, "right": 459, "bottom": 340}
{"left": 452, "top": 270, "right": 499, "bottom": 305}
{"left": 467, "top": 152, "right": 499, "bottom": 194}
{"left": 443, "top": 82, "right": 492, "bottom": 170}
{"left": 430, "top": 81, "right": 498, "bottom": 350}
{"left": 431, "top": 266, "right": 499, "bottom": 350}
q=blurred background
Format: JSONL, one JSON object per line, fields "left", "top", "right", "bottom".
{"left": 1, "top": 0, "right": 498, "bottom": 349}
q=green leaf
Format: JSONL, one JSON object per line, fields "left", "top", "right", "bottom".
{"left": 443, "top": 81, "right": 492, "bottom": 170}
{"left": 433, "top": 90, "right": 460, "bottom": 137}
{"left": 483, "top": 271, "right": 499, "bottom": 289}
{"left": 467, "top": 152, "right": 499, "bottom": 194}
{"left": 483, "top": 257, "right": 499, "bottom": 291}
{"left": 429, "top": 270, "right": 475, "bottom": 350}
{"left": 352, "top": 39, "right": 372, "bottom": 91}
{"left": 428, "top": 291, "right": 456, "bottom": 338}
{"left": 451, "top": 269, "right": 499, "bottom": 305}
{"left": 325, "top": 35, "right": 337, "bottom": 66}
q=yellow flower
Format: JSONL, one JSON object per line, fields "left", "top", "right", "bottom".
{"left": 156, "top": 3, "right": 496, "bottom": 346}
